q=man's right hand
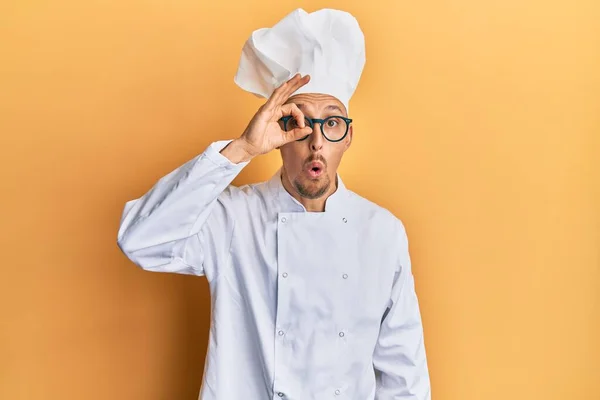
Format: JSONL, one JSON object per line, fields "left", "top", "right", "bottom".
{"left": 221, "top": 73, "right": 313, "bottom": 164}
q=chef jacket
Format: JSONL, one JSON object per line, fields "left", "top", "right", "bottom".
{"left": 117, "top": 139, "right": 431, "bottom": 400}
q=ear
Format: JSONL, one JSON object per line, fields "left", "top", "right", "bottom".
{"left": 344, "top": 125, "right": 353, "bottom": 151}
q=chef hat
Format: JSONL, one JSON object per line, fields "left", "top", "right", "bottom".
{"left": 234, "top": 8, "right": 366, "bottom": 113}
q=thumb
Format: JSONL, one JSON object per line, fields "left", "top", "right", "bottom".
{"left": 285, "top": 126, "right": 313, "bottom": 143}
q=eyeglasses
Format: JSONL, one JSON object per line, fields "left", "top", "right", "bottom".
{"left": 279, "top": 115, "right": 353, "bottom": 142}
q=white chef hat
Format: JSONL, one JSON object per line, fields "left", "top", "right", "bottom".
{"left": 234, "top": 8, "right": 366, "bottom": 113}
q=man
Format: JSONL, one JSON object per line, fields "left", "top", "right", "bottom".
{"left": 117, "top": 8, "right": 431, "bottom": 400}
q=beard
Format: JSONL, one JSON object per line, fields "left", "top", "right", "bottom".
{"left": 285, "top": 153, "right": 332, "bottom": 200}
{"left": 293, "top": 172, "right": 331, "bottom": 199}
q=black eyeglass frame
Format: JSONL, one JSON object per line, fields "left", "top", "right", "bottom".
{"left": 279, "top": 115, "right": 353, "bottom": 142}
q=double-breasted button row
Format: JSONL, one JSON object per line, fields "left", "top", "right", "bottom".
{"left": 277, "top": 329, "right": 346, "bottom": 338}
{"left": 281, "top": 272, "right": 349, "bottom": 279}
{"left": 280, "top": 216, "right": 347, "bottom": 223}
{"left": 277, "top": 389, "right": 342, "bottom": 397}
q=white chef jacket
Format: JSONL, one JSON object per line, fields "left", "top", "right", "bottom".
{"left": 117, "top": 140, "right": 431, "bottom": 400}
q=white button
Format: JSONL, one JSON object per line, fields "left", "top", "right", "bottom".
{"left": 282, "top": 272, "right": 288, "bottom": 278}
{"left": 342, "top": 274, "right": 348, "bottom": 279}
{"left": 342, "top": 217, "right": 347, "bottom": 223}
{"left": 339, "top": 331, "right": 345, "bottom": 337}
{"left": 335, "top": 389, "right": 341, "bottom": 395}
{"left": 281, "top": 217, "right": 287, "bottom": 223}
{"left": 278, "top": 330, "right": 285, "bottom": 336}
{"left": 278, "top": 392, "right": 284, "bottom": 397}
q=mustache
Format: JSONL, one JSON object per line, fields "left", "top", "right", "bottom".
{"left": 304, "top": 154, "right": 327, "bottom": 166}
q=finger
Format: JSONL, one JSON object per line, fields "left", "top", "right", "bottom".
{"left": 279, "top": 103, "right": 305, "bottom": 127}
{"left": 266, "top": 73, "right": 310, "bottom": 110}
{"left": 265, "top": 73, "right": 301, "bottom": 109}
{"left": 287, "top": 126, "right": 313, "bottom": 142}
{"left": 279, "top": 126, "right": 312, "bottom": 146}
{"left": 282, "top": 74, "right": 310, "bottom": 102}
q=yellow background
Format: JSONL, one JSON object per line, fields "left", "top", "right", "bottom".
{"left": 1, "top": 0, "right": 598, "bottom": 399}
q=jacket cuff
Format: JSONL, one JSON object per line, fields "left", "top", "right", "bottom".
{"left": 204, "top": 139, "right": 250, "bottom": 169}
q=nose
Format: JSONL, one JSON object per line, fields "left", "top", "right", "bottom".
{"left": 308, "top": 122, "right": 324, "bottom": 151}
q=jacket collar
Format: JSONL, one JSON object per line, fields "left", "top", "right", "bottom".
{"left": 267, "top": 167, "right": 350, "bottom": 213}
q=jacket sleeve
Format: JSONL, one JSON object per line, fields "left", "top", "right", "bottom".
{"left": 373, "top": 222, "right": 431, "bottom": 399}
{"left": 116, "top": 140, "right": 249, "bottom": 280}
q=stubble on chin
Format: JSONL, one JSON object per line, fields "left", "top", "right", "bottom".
{"left": 293, "top": 175, "right": 331, "bottom": 200}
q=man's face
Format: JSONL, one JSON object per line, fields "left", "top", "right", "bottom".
{"left": 279, "top": 93, "right": 353, "bottom": 200}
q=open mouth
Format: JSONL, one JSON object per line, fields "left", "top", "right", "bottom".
{"left": 306, "top": 162, "right": 324, "bottom": 178}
